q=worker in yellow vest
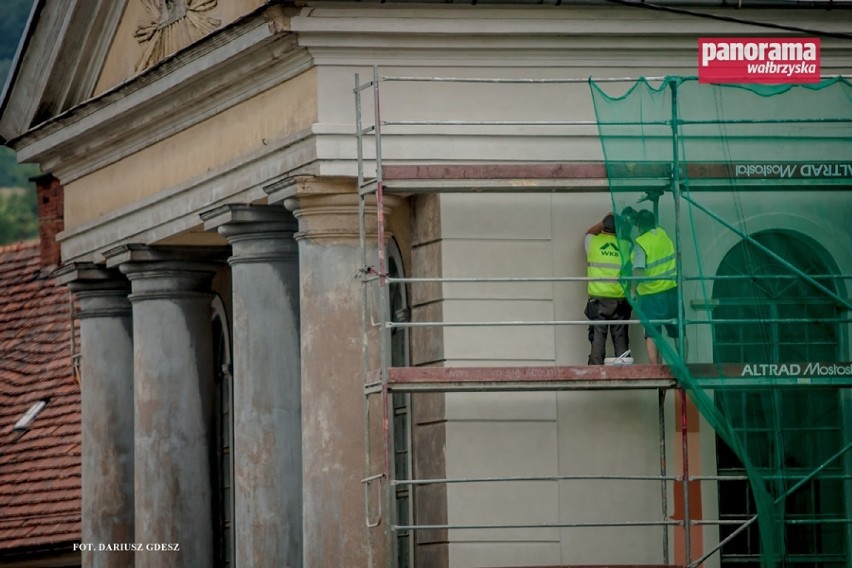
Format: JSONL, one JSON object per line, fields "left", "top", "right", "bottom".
{"left": 631, "top": 209, "right": 678, "bottom": 365}
{"left": 584, "top": 213, "right": 632, "bottom": 365}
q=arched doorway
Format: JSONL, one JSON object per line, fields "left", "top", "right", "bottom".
{"left": 711, "top": 231, "right": 847, "bottom": 567}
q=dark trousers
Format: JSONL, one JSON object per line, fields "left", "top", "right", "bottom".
{"left": 584, "top": 297, "right": 632, "bottom": 365}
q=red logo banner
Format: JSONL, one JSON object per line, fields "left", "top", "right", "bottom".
{"left": 698, "top": 37, "right": 820, "bottom": 84}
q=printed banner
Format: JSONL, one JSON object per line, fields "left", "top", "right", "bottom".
{"left": 698, "top": 37, "right": 820, "bottom": 84}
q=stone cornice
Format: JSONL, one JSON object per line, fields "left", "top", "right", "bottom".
{"left": 201, "top": 203, "right": 297, "bottom": 232}
{"left": 57, "top": 128, "right": 317, "bottom": 264}
{"left": 54, "top": 261, "right": 125, "bottom": 287}
{"left": 103, "top": 244, "right": 228, "bottom": 269}
{"left": 291, "top": 5, "right": 852, "bottom": 69}
{"left": 12, "top": 7, "right": 308, "bottom": 184}
{"left": 291, "top": 5, "right": 852, "bottom": 40}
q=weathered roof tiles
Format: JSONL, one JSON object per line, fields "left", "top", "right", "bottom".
{"left": 0, "top": 240, "right": 80, "bottom": 553}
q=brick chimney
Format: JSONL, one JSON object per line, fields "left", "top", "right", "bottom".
{"left": 31, "top": 173, "right": 64, "bottom": 269}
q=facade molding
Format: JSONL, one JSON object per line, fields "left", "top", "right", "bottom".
{"left": 103, "top": 243, "right": 227, "bottom": 269}
{"left": 57, "top": 130, "right": 317, "bottom": 263}
{"left": 12, "top": 11, "right": 307, "bottom": 183}
{"left": 291, "top": 6, "right": 852, "bottom": 74}
{"left": 54, "top": 261, "right": 120, "bottom": 286}
{"left": 201, "top": 203, "right": 298, "bottom": 232}
{"left": 290, "top": 5, "right": 852, "bottom": 42}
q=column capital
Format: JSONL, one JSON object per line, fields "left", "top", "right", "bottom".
{"left": 200, "top": 204, "right": 298, "bottom": 265}
{"left": 54, "top": 262, "right": 131, "bottom": 319}
{"left": 269, "top": 176, "right": 401, "bottom": 242}
{"left": 103, "top": 245, "right": 225, "bottom": 302}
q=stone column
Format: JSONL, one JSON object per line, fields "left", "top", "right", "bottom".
{"left": 104, "top": 245, "right": 221, "bottom": 568}
{"left": 267, "top": 177, "right": 400, "bottom": 568}
{"left": 56, "top": 264, "right": 134, "bottom": 568}
{"left": 201, "top": 204, "right": 302, "bottom": 567}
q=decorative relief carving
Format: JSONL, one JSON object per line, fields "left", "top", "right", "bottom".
{"left": 134, "top": 0, "right": 221, "bottom": 72}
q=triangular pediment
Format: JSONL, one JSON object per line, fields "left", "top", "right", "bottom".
{"left": 0, "top": 0, "right": 247, "bottom": 145}
{"left": 0, "top": 0, "right": 129, "bottom": 143}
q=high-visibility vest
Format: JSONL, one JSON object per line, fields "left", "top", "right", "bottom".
{"left": 587, "top": 233, "right": 627, "bottom": 298}
{"left": 634, "top": 227, "right": 677, "bottom": 296}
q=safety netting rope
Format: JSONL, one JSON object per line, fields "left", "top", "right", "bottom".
{"left": 590, "top": 76, "right": 852, "bottom": 567}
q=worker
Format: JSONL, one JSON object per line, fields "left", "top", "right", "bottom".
{"left": 631, "top": 209, "right": 678, "bottom": 365}
{"left": 584, "top": 213, "right": 632, "bottom": 365}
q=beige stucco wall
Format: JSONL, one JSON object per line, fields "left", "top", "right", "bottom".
{"left": 65, "top": 68, "right": 317, "bottom": 230}
{"left": 431, "top": 192, "right": 670, "bottom": 566}
{"left": 95, "top": 0, "right": 268, "bottom": 95}
{"left": 430, "top": 190, "right": 852, "bottom": 567}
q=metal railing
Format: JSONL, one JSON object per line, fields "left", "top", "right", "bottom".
{"left": 354, "top": 68, "right": 852, "bottom": 568}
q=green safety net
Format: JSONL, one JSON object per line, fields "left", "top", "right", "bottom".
{"left": 590, "top": 77, "right": 852, "bottom": 567}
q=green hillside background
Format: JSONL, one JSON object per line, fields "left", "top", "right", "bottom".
{"left": 1, "top": 0, "right": 40, "bottom": 244}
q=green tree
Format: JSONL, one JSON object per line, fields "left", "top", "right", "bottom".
{"left": 0, "top": 146, "right": 39, "bottom": 187}
{"left": 0, "top": 0, "right": 38, "bottom": 244}
{"left": 0, "top": 0, "right": 39, "bottom": 244}
{"left": 0, "top": 188, "right": 37, "bottom": 244}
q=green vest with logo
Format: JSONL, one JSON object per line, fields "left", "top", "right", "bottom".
{"left": 634, "top": 227, "right": 677, "bottom": 296}
{"left": 587, "top": 233, "right": 626, "bottom": 298}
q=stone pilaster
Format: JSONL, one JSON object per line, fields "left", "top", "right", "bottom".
{"left": 201, "top": 204, "right": 302, "bottom": 568}
{"left": 104, "top": 245, "right": 222, "bottom": 568}
{"left": 267, "top": 176, "right": 400, "bottom": 568}
{"left": 56, "top": 264, "right": 134, "bottom": 568}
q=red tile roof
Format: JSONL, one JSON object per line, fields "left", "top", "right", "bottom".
{"left": 0, "top": 241, "right": 80, "bottom": 554}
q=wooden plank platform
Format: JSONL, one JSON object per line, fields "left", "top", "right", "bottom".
{"left": 386, "top": 365, "right": 676, "bottom": 392}
{"left": 384, "top": 363, "right": 852, "bottom": 392}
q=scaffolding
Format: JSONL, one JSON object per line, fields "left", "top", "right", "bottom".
{"left": 354, "top": 68, "right": 852, "bottom": 568}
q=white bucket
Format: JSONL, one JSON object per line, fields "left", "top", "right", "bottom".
{"left": 604, "top": 356, "right": 634, "bottom": 366}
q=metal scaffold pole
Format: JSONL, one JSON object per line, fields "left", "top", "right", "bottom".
{"left": 668, "top": 79, "right": 691, "bottom": 566}
{"left": 356, "top": 71, "right": 379, "bottom": 568}
{"left": 659, "top": 388, "right": 670, "bottom": 564}
{"left": 353, "top": 70, "right": 852, "bottom": 568}
{"left": 371, "top": 65, "right": 397, "bottom": 568}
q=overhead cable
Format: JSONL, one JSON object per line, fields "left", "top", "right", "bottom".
{"left": 604, "top": 0, "right": 852, "bottom": 41}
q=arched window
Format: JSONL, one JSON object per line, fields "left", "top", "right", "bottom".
{"left": 712, "top": 231, "right": 847, "bottom": 567}
{"left": 211, "top": 296, "right": 234, "bottom": 568}
{"left": 712, "top": 231, "right": 840, "bottom": 364}
{"left": 387, "top": 238, "right": 413, "bottom": 568}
